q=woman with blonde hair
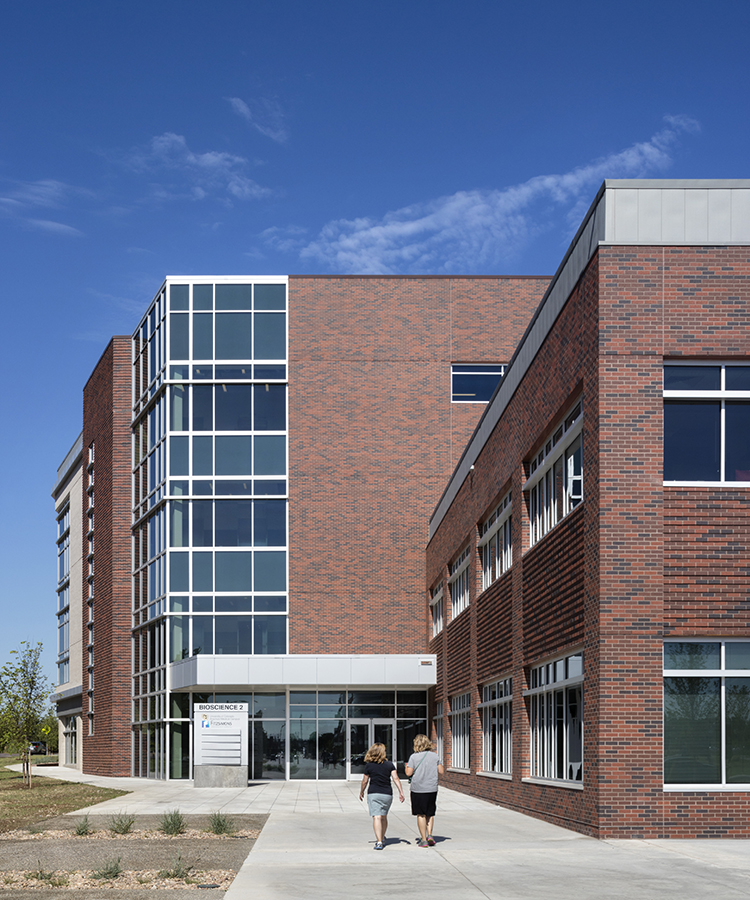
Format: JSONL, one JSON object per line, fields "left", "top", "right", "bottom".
{"left": 405, "top": 733, "right": 444, "bottom": 847}
{"left": 358, "top": 742, "right": 404, "bottom": 850}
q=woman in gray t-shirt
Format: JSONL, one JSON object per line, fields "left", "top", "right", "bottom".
{"left": 405, "top": 734, "right": 444, "bottom": 847}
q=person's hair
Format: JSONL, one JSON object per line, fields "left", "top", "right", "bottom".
{"left": 364, "top": 742, "right": 387, "bottom": 763}
{"left": 413, "top": 734, "right": 434, "bottom": 753}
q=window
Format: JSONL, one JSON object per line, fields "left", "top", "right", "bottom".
{"left": 526, "top": 401, "right": 583, "bottom": 547}
{"left": 452, "top": 364, "right": 506, "bottom": 402}
{"left": 527, "top": 651, "right": 583, "bottom": 782}
{"left": 448, "top": 547, "right": 471, "bottom": 619}
{"left": 663, "top": 364, "right": 750, "bottom": 483}
{"left": 434, "top": 701, "right": 444, "bottom": 762}
{"left": 480, "top": 678, "right": 512, "bottom": 775}
{"left": 429, "top": 582, "right": 443, "bottom": 637}
{"left": 664, "top": 640, "right": 750, "bottom": 787}
{"left": 449, "top": 692, "right": 471, "bottom": 769}
{"left": 479, "top": 492, "right": 512, "bottom": 590}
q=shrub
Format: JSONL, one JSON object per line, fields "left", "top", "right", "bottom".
{"left": 159, "top": 809, "right": 186, "bottom": 835}
{"left": 74, "top": 815, "right": 92, "bottom": 836}
{"left": 93, "top": 858, "right": 123, "bottom": 880}
{"left": 109, "top": 812, "right": 136, "bottom": 834}
{"left": 207, "top": 811, "right": 235, "bottom": 835}
{"left": 159, "top": 855, "right": 192, "bottom": 879}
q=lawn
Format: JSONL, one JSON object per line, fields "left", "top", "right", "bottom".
{"left": 0, "top": 758, "right": 129, "bottom": 832}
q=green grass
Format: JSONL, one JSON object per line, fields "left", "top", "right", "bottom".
{"left": 159, "top": 808, "right": 186, "bottom": 835}
{"left": 92, "top": 858, "right": 123, "bottom": 880}
{"left": 0, "top": 757, "right": 129, "bottom": 832}
{"left": 109, "top": 811, "right": 136, "bottom": 834}
{"left": 207, "top": 810, "right": 235, "bottom": 835}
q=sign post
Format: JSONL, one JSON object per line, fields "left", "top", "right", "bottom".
{"left": 193, "top": 703, "right": 249, "bottom": 787}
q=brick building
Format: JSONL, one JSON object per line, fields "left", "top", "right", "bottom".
{"left": 53, "top": 274, "right": 546, "bottom": 781}
{"left": 427, "top": 180, "right": 750, "bottom": 837}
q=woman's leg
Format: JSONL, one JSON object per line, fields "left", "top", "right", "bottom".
{"left": 373, "top": 815, "right": 387, "bottom": 842}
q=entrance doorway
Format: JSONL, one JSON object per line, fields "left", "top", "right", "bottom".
{"left": 348, "top": 719, "right": 395, "bottom": 779}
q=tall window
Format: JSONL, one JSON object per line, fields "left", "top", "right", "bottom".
{"left": 429, "top": 582, "right": 443, "bottom": 637}
{"left": 448, "top": 547, "right": 471, "bottom": 619}
{"left": 526, "top": 400, "right": 583, "bottom": 547}
{"left": 480, "top": 678, "right": 512, "bottom": 775}
{"left": 434, "top": 701, "right": 444, "bottom": 762}
{"left": 56, "top": 504, "right": 71, "bottom": 686}
{"left": 663, "top": 364, "right": 750, "bottom": 483}
{"left": 452, "top": 364, "right": 507, "bottom": 403}
{"left": 664, "top": 640, "right": 750, "bottom": 787}
{"left": 479, "top": 492, "right": 512, "bottom": 590}
{"left": 449, "top": 692, "right": 471, "bottom": 769}
{"left": 527, "top": 651, "right": 583, "bottom": 782}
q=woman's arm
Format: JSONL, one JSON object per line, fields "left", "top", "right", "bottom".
{"left": 391, "top": 769, "right": 405, "bottom": 803}
{"left": 359, "top": 774, "right": 369, "bottom": 800}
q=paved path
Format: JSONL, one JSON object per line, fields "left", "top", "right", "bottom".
{"left": 22, "top": 764, "right": 750, "bottom": 900}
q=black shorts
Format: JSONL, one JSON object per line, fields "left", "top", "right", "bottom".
{"left": 410, "top": 791, "right": 437, "bottom": 818}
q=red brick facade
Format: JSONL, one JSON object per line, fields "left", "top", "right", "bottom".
{"left": 428, "top": 246, "right": 750, "bottom": 838}
{"left": 81, "top": 337, "right": 132, "bottom": 776}
{"left": 287, "top": 276, "right": 548, "bottom": 655}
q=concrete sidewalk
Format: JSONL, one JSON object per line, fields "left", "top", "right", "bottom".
{"left": 23, "top": 764, "right": 750, "bottom": 899}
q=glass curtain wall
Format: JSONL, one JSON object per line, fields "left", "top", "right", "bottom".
{"left": 132, "top": 278, "right": 289, "bottom": 779}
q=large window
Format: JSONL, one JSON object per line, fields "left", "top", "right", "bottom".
{"left": 663, "top": 364, "right": 750, "bottom": 483}
{"left": 664, "top": 640, "right": 750, "bottom": 787}
{"left": 479, "top": 492, "right": 512, "bottom": 590}
{"left": 480, "top": 678, "right": 512, "bottom": 775}
{"left": 527, "top": 651, "right": 583, "bottom": 783}
{"left": 434, "top": 700, "right": 444, "bottom": 762}
{"left": 451, "top": 364, "right": 506, "bottom": 403}
{"left": 429, "top": 582, "right": 443, "bottom": 637}
{"left": 448, "top": 547, "right": 471, "bottom": 619}
{"left": 449, "top": 692, "right": 471, "bottom": 770}
{"left": 526, "top": 400, "right": 583, "bottom": 547}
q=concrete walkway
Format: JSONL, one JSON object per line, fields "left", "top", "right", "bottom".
{"left": 23, "top": 763, "right": 750, "bottom": 899}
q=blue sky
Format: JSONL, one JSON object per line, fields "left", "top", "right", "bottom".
{"left": 1, "top": 0, "right": 748, "bottom": 681}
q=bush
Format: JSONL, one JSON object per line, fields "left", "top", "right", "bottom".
{"left": 93, "top": 858, "right": 123, "bottom": 880}
{"left": 159, "top": 809, "right": 186, "bottom": 835}
{"left": 207, "top": 811, "right": 235, "bottom": 835}
{"left": 109, "top": 812, "right": 136, "bottom": 834}
{"left": 74, "top": 815, "right": 92, "bottom": 836}
{"left": 159, "top": 855, "right": 192, "bottom": 879}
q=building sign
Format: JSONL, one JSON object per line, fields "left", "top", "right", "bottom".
{"left": 194, "top": 703, "right": 248, "bottom": 766}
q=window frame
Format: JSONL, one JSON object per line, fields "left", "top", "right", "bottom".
{"left": 663, "top": 638, "right": 750, "bottom": 790}
{"left": 525, "top": 650, "right": 584, "bottom": 786}
{"left": 451, "top": 363, "right": 507, "bottom": 404}
{"left": 448, "top": 692, "right": 471, "bottom": 771}
{"left": 429, "top": 581, "right": 444, "bottom": 637}
{"left": 663, "top": 362, "right": 750, "bottom": 485}
{"left": 524, "top": 400, "right": 583, "bottom": 548}
{"left": 479, "top": 677, "right": 512, "bottom": 776}
{"left": 478, "top": 491, "right": 512, "bottom": 591}
{"left": 448, "top": 546, "right": 471, "bottom": 620}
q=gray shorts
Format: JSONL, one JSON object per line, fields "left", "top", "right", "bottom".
{"left": 367, "top": 793, "right": 393, "bottom": 816}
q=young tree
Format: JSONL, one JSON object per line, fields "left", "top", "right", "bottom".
{"left": 0, "top": 642, "right": 51, "bottom": 787}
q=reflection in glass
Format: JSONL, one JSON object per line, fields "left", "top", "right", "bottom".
{"left": 192, "top": 500, "right": 213, "bottom": 546}
{"left": 215, "top": 500, "right": 252, "bottom": 546}
{"left": 216, "top": 313, "right": 252, "bottom": 359}
{"left": 726, "top": 677, "right": 750, "bottom": 783}
{"left": 664, "top": 676, "right": 721, "bottom": 783}
{"left": 215, "top": 595, "right": 253, "bottom": 612}
{"left": 170, "top": 285, "right": 189, "bottom": 311}
{"left": 726, "top": 367, "right": 750, "bottom": 391}
{"left": 254, "top": 616, "right": 286, "bottom": 654}
{"left": 216, "top": 284, "right": 251, "bottom": 310}
{"left": 664, "top": 401, "right": 720, "bottom": 480}
{"left": 170, "top": 552, "right": 189, "bottom": 592}
{"left": 254, "top": 551, "right": 286, "bottom": 591}
{"left": 169, "top": 500, "right": 188, "bottom": 547}
{"left": 216, "top": 385, "right": 252, "bottom": 431}
{"left": 726, "top": 643, "right": 750, "bottom": 670}
{"left": 192, "top": 552, "right": 213, "bottom": 591}
{"left": 254, "top": 595, "right": 286, "bottom": 612}
{"left": 192, "top": 385, "right": 213, "bottom": 431}
{"left": 214, "top": 551, "right": 252, "bottom": 591}
{"left": 170, "top": 314, "right": 189, "bottom": 359}
{"left": 253, "top": 719, "right": 285, "bottom": 780}
{"left": 215, "top": 615, "right": 252, "bottom": 654}
{"left": 193, "top": 313, "right": 213, "bottom": 359}
{"left": 192, "top": 616, "right": 213, "bottom": 656}
{"left": 254, "top": 435, "right": 286, "bottom": 475}
{"left": 254, "top": 283, "right": 286, "bottom": 310}
{"left": 215, "top": 480, "right": 253, "bottom": 495}
{"left": 254, "top": 693, "right": 286, "bottom": 718}
{"left": 254, "top": 500, "right": 286, "bottom": 546}
{"left": 725, "top": 402, "right": 750, "bottom": 481}
{"left": 170, "top": 385, "right": 189, "bottom": 431}
{"left": 290, "top": 720, "right": 317, "bottom": 779}
{"left": 254, "top": 313, "right": 286, "bottom": 359}
{"left": 170, "top": 436, "right": 188, "bottom": 475}
{"left": 169, "top": 616, "right": 188, "bottom": 661}
{"left": 216, "top": 436, "right": 252, "bottom": 475}
{"left": 193, "top": 435, "right": 213, "bottom": 475}
{"left": 664, "top": 642, "right": 721, "bottom": 669}
{"left": 193, "top": 284, "right": 213, "bottom": 310}
{"left": 254, "top": 384, "right": 285, "bottom": 431}
{"left": 663, "top": 365, "right": 721, "bottom": 391}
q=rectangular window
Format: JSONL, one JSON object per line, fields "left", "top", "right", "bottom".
{"left": 480, "top": 678, "right": 512, "bottom": 775}
{"left": 451, "top": 364, "right": 506, "bottom": 403}
{"left": 448, "top": 546, "right": 471, "bottom": 619}
{"left": 429, "top": 582, "right": 443, "bottom": 637}
{"left": 449, "top": 692, "right": 471, "bottom": 769}
{"left": 525, "top": 401, "right": 583, "bottom": 548}
{"left": 527, "top": 651, "right": 583, "bottom": 783}
{"left": 434, "top": 701, "right": 444, "bottom": 762}
{"left": 479, "top": 491, "right": 512, "bottom": 590}
{"left": 664, "top": 363, "right": 750, "bottom": 483}
{"left": 664, "top": 640, "right": 750, "bottom": 787}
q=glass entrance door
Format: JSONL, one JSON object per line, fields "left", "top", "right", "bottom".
{"left": 348, "top": 719, "right": 395, "bottom": 778}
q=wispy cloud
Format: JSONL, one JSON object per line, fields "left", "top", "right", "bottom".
{"left": 127, "top": 132, "right": 272, "bottom": 202}
{"left": 227, "top": 97, "right": 288, "bottom": 143}
{"left": 297, "top": 116, "right": 700, "bottom": 274}
{"left": 0, "top": 178, "right": 89, "bottom": 235}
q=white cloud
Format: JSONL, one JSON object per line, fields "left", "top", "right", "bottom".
{"left": 299, "top": 116, "right": 700, "bottom": 274}
{"left": 0, "top": 178, "right": 89, "bottom": 235}
{"left": 25, "top": 218, "right": 83, "bottom": 236}
{"left": 128, "top": 132, "right": 271, "bottom": 203}
{"left": 227, "top": 97, "right": 288, "bottom": 143}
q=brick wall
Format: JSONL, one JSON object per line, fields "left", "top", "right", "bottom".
{"left": 287, "top": 275, "right": 547, "bottom": 654}
{"left": 81, "top": 336, "right": 132, "bottom": 777}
